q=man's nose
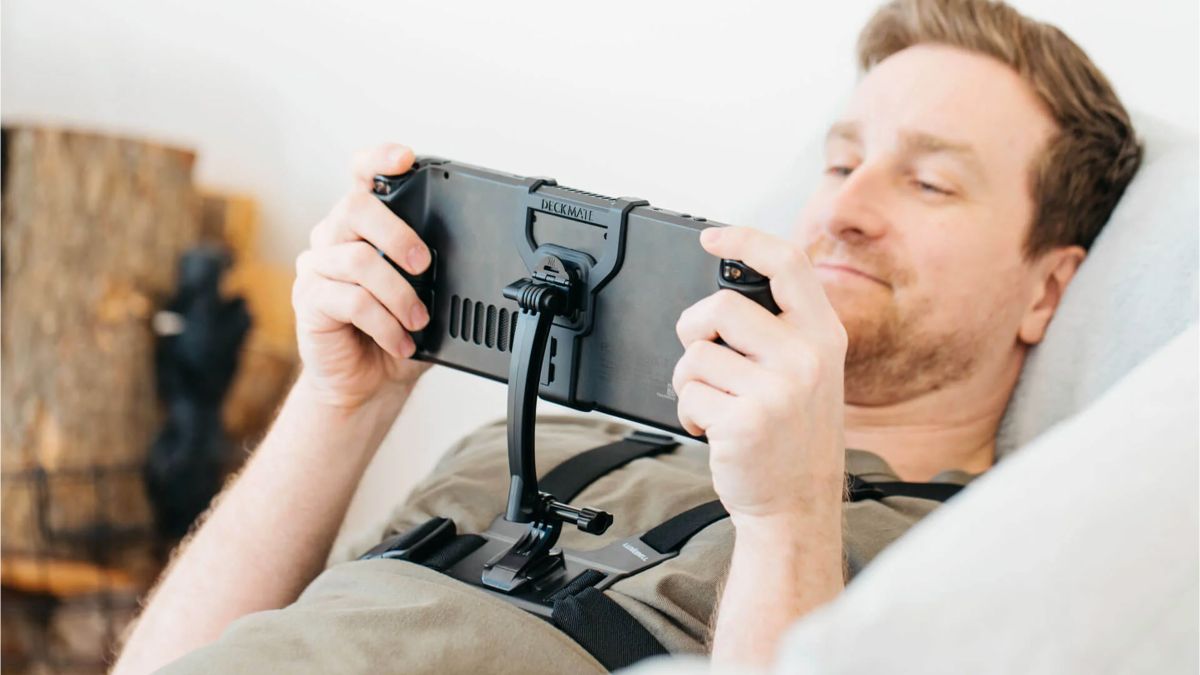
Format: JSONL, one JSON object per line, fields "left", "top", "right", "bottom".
{"left": 819, "top": 164, "right": 890, "bottom": 244}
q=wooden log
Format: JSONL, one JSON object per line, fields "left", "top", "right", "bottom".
{"left": 0, "top": 588, "right": 48, "bottom": 674}
{"left": 48, "top": 592, "right": 139, "bottom": 670}
{"left": 199, "top": 192, "right": 258, "bottom": 259}
{"left": 1, "top": 588, "right": 138, "bottom": 674}
{"left": 0, "top": 134, "right": 307, "bottom": 673}
{"left": 1, "top": 556, "right": 137, "bottom": 597}
{"left": 198, "top": 192, "right": 299, "bottom": 451}
{"left": 200, "top": 192, "right": 297, "bottom": 359}
{"left": 1, "top": 126, "right": 201, "bottom": 562}
{"left": 223, "top": 340, "right": 297, "bottom": 452}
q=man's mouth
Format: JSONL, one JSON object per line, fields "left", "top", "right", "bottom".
{"left": 813, "top": 262, "right": 890, "bottom": 288}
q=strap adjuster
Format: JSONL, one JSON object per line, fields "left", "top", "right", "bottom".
{"left": 625, "top": 430, "right": 677, "bottom": 447}
{"left": 846, "top": 474, "right": 887, "bottom": 502}
{"left": 361, "top": 517, "right": 457, "bottom": 562}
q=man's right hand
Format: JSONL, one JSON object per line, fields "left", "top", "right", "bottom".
{"left": 292, "top": 143, "right": 433, "bottom": 410}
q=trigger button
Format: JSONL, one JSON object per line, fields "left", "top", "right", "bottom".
{"left": 720, "top": 260, "right": 766, "bottom": 285}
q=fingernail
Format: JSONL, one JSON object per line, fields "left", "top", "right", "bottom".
{"left": 407, "top": 245, "right": 430, "bottom": 273}
{"left": 389, "top": 147, "right": 409, "bottom": 165}
{"left": 701, "top": 228, "right": 721, "bottom": 244}
{"left": 410, "top": 302, "right": 428, "bottom": 329}
{"left": 400, "top": 335, "right": 417, "bottom": 359}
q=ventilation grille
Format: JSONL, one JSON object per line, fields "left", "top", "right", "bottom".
{"left": 449, "top": 295, "right": 517, "bottom": 352}
{"left": 555, "top": 185, "right": 616, "bottom": 202}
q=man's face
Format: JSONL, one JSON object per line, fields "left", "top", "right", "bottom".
{"left": 795, "top": 44, "right": 1059, "bottom": 405}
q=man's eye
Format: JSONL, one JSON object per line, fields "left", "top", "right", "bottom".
{"left": 826, "top": 165, "right": 855, "bottom": 177}
{"left": 914, "top": 179, "right": 952, "bottom": 196}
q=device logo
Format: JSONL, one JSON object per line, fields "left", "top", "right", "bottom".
{"left": 622, "top": 542, "right": 649, "bottom": 562}
{"left": 541, "top": 198, "right": 594, "bottom": 223}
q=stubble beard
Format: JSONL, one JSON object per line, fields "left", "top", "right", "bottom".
{"left": 807, "top": 240, "right": 981, "bottom": 405}
{"left": 837, "top": 297, "right": 980, "bottom": 405}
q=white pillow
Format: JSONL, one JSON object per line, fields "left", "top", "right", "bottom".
{"left": 620, "top": 323, "right": 1200, "bottom": 675}
{"left": 997, "top": 116, "right": 1199, "bottom": 456}
{"left": 772, "top": 323, "right": 1199, "bottom": 674}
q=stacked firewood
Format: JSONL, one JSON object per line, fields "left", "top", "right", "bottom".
{"left": 1, "top": 127, "right": 298, "bottom": 673}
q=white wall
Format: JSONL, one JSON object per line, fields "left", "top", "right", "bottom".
{"left": 4, "top": 0, "right": 1197, "bottom": 546}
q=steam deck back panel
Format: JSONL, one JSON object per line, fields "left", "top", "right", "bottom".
{"left": 373, "top": 158, "right": 775, "bottom": 438}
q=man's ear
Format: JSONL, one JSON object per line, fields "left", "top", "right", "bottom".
{"left": 1018, "top": 245, "right": 1086, "bottom": 346}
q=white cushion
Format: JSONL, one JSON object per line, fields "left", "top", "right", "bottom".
{"left": 997, "top": 115, "right": 1199, "bottom": 456}
{"left": 620, "top": 323, "right": 1200, "bottom": 675}
{"left": 773, "top": 323, "right": 1199, "bottom": 674}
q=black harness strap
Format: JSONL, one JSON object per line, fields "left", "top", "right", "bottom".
{"left": 846, "top": 475, "right": 964, "bottom": 503}
{"left": 538, "top": 431, "right": 678, "bottom": 503}
{"left": 548, "top": 569, "right": 669, "bottom": 671}
{"left": 641, "top": 500, "right": 729, "bottom": 555}
{"left": 364, "top": 475, "right": 966, "bottom": 570}
{"left": 362, "top": 431, "right": 677, "bottom": 571}
{"left": 639, "top": 476, "right": 966, "bottom": 556}
{"left": 421, "top": 535, "right": 486, "bottom": 572}
{"left": 362, "top": 442, "right": 969, "bottom": 673}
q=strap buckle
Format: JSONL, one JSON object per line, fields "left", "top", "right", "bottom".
{"left": 360, "top": 517, "right": 457, "bottom": 562}
{"left": 845, "top": 474, "right": 886, "bottom": 502}
{"left": 625, "top": 430, "right": 676, "bottom": 446}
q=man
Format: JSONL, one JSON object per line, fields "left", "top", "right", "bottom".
{"left": 114, "top": 0, "right": 1142, "bottom": 671}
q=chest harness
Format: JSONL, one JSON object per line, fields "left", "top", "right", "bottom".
{"left": 361, "top": 260, "right": 963, "bottom": 671}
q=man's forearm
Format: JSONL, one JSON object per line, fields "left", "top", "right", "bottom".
{"left": 711, "top": 505, "right": 844, "bottom": 667}
{"left": 113, "top": 372, "right": 411, "bottom": 674}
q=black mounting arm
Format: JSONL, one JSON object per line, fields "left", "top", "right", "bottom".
{"left": 481, "top": 254, "right": 614, "bottom": 593}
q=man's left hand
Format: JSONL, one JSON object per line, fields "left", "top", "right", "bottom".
{"left": 673, "top": 226, "right": 848, "bottom": 524}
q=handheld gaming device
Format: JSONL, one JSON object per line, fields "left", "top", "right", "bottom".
{"left": 372, "top": 158, "right": 779, "bottom": 438}
{"left": 367, "top": 157, "right": 780, "bottom": 598}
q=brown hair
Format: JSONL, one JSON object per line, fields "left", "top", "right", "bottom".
{"left": 857, "top": 0, "right": 1143, "bottom": 257}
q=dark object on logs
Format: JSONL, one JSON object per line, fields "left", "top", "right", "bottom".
{"left": 144, "top": 246, "right": 251, "bottom": 539}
